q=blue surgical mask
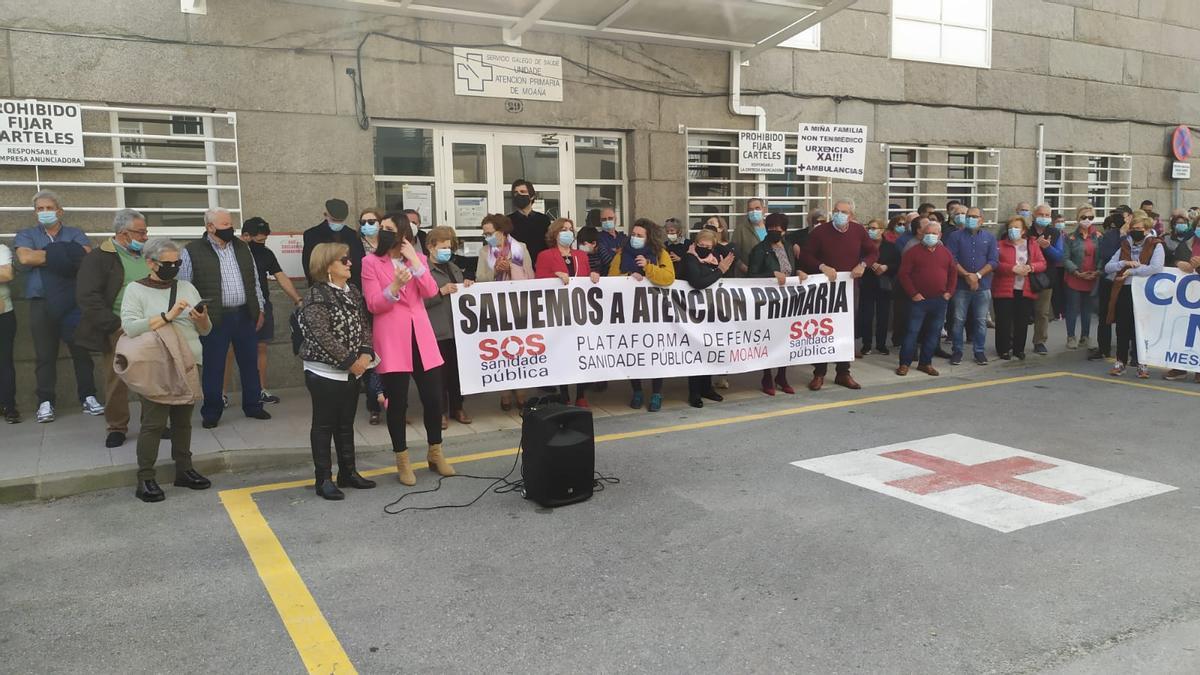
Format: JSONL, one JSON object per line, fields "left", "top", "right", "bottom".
{"left": 953, "top": 213, "right": 966, "bottom": 226}
{"left": 1175, "top": 222, "right": 1191, "bottom": 235}
{"left": 629, "top": 236, "right": 646, "bottom": 250}
{"left": 1018, "top": 210, "right": 1031, "bottom": 219}
{"left": 1009, "top": 228, "right": 1023, "bottom": 241}
{"left": 753, "top": 225, "right": 767, "bottom": 241}
{"left": 360, "top": 223, "right": 379, "bottom": 237}
{"left": 484, "top": 233, "right": 498, "bottom": 247}
{"left": 128, "top": 239, "right": 144, "bottom": 253}
{"left": 867, "top": 229, "right": 881, "bottom": 240}
{"left": 747, "top": 210, "right": 764, "bottom": 224}
{"left": 965, "top": 216, "right": 980, "bottom": 230}
{"left": 832, "top": 212, "right": 849, "bottom": 228}
{"left": 434, "top": 248, "right": 453, "bottom": 264}
{"left": 922, "top": 233, "right": 939, "bottom": 247}
{"left": 37, "top": 211, "right": 57, "bottom": 226}
{"left": 328, "top": 220, "right": 345, "bottom": 232}
{"left": 558, "top": 230, "right": 575, "bottom": 247}
{"left": 1054, "top": 221, "right": 1066, "bottom": 231}
{"left": 1034, "top": 216, "right": 1051, "bottom": 227}
{"left": 601, "top": 220, "right": 616, "bottom": 231}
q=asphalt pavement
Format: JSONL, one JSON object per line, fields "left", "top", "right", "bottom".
{"left": 4, "top": 357, "right": 1200, "bottom": 674}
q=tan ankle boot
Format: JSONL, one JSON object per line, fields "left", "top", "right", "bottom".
{"left": 394, "top": 450, "right": 416, "bottom": 486}
{"left": 427, "top": 444, "right": 456, "bottom": 477}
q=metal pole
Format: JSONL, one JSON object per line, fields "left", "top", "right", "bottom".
{"left": 1035, "top": 123, "right": 1045, "bottom": 206}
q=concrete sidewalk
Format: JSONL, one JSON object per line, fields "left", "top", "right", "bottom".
{"left": 0, "top": 318, "right": 1105, "bottom": 502}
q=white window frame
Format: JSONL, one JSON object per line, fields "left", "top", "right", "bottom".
{"left": 885, "top": 144, "right": 1000, "bottom": 223}
{"left": 372, "top": 122, "right": 628, "bottom": 252}
{"left": 685, "top": 127, "right": 831, "bottom": 232}
{"left": 780, "top": 25, "right": 820, "bottom": 51}
{"left": 890, "top": 0, "right": 992, "bottom": 69}
{"left": 1038, "top": 150, "right": 1132, "bottom": 223}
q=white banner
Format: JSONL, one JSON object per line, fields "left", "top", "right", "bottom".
{"left": 797, "top": 123, "right": 866, "bottom": 182}
{"left": 738, "top": 131, "right": 786, "bottom": 174}
{"left": 453, "top": 48, "right": 564, "bottom": 102}
{"left": 0, "top": 98, "right": 84, "bottom": 166}
{"left": 1132, "top": 269, "right": 1200, "bottom": 369}
{"left": 451, "top": 274, "right": 856, "bottom": 395}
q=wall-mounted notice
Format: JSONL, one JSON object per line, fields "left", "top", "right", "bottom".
{"left": 797, "top": 123, "right": 867, "bottom": 182}
{"left": 738, "top": 131, "right": 786, "bottom": 174}
{"left": 453, "top": 48, "right": 564, "bottom": 102}
{"left": 401, "top": 184, "right": 433, "bottom": 225}
{"left": 0, "top": 98, "right": 84, "bottom": 166}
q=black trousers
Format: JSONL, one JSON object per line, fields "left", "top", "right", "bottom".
{"left": 29, "top": 299, "right": 96, "bottom": 406}
{"left": 1096, "top": 277, "right": 1114, "bottom": 356}
{"left": 305, "top": 372, "right": 360, "bottom": 481}
{"left": 857, "top": 285, "right": 891, "bottom": 350}
{"left": 437, "top": 338, "right": 465, "bottom": 414}
{"left": 688, "top": 375, "right": 712, "bottom": 398}
{"left": 892, "top": 290, "right": 911, "bottom": 347}
{"left": 1114, "top": 285, "right": 1139, "bottom": 365}
{"left": 994, "top": 295, "right": 1033, "bottom": 357}
{"left": 381, "top": 335, "right": 444, "bottom": 452}
{"left": 0, "top": 311, "right": 15, "bottom": 408}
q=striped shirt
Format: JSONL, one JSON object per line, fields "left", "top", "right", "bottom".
{"left": 179, "top": 236, "right": 265, "bottom": 309}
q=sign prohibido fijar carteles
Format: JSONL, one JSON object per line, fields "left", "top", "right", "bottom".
{"left": 0, "top": 98, "right": 84, "bottom": 167}
{"left": 738, "top": 131, "right": 786, "bottom": 174}
{"left": 453, "top": 48, "right": 563, "bottom": 102}
{"left": 797, "top": 123, "right": 866, "bottom": 182}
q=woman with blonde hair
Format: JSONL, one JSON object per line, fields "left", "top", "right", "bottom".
{"left": 424, "top": 225, "right": 472, "bottom": 427}
{"left": 476, "top": 213, "right": 533, "bottom": 411}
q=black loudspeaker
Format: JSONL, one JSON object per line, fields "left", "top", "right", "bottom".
{"left": 520, "top": 397, "right": 595, "bottom": 507}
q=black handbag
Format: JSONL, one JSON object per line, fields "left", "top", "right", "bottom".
{"left": 1030, "top": 270, "right": 1052, "bottom": 292}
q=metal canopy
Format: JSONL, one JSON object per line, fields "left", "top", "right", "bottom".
{"left": 286, "top": 0, "right": 856, "bottom": 58}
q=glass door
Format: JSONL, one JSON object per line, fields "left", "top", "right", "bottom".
{"left": 441, "top": 131, "right": 494, "bottom": 236}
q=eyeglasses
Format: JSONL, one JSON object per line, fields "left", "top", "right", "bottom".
{"left": 360, "top": 219, "right": 378, "bottom": 226}
{"left": 338, "top": 256, "right": 352, "bottom": 266}
{"left": 156, "top": 261, "right": 181, "bottom": 269}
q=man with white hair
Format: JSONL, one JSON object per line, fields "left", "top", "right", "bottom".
{"left": 800, "top": 197, "right": 879, "bottom": 390}
{"left": 14, "top": 190, "right": 102, "bottom": 423}
{"left": 75, "top": 208, "right": 150, "bottom": 447}
{"left": 179, "top": 207, "right": 269, "bottom": 428}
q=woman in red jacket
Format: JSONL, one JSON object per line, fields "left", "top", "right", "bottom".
{"left": 993, "top": 216, "right": 1047, "bottom": 360}
{"left": 535, "top": 217, "right": 600, "bottom": 406}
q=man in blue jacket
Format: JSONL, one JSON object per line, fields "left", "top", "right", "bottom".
{"left": 944, "top": 206, "right": 998, "bottom": 365}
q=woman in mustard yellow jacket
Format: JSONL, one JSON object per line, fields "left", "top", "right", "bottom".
{"left": 609, "top": 218, "right": 676, "bottom": 412}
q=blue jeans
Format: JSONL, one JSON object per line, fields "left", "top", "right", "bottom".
{"left": 901, "top": 297, "right": 948, "bottom": 367}
{"left": 199, "top": 307, "right": 264, "bottom": 422}
{"left": 950, "top": 288, "right": 991, "bottom": 356}
{"left": 1063, "top": 287, "right": 1096, "bottom": 339}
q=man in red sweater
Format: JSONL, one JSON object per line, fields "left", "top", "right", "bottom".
{"left": 801, "top": 198, "right": 879, "bottom": 390}
{"left": 895, "top": 220, "right": 957, "bottom": 376}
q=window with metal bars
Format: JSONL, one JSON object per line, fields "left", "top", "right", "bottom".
{"left": 1039, "top": 151, "right": 1132, "bottom": 222}
{"left": 885, "top": 144, "right": 1000, "bottom": 223}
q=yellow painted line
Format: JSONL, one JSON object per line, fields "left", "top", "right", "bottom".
{"left": 219, "top": 489, "right": 355, "bottom": 674}
{"left": 1066, "top": 372, "right": 1200, "bottom": 397}
{"left": 222, "top": 367, "right": 1200, "bottom": 673}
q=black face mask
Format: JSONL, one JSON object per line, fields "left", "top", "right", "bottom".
{"left": 375, "top": 230, "right": 397, "bottom": 255}
{"left": 213, "top": 227, "right": 236, "bottom": 242}
{"left": 1130, "top": 230, "right": 1146, "bottom": 243}
{"left": 155, "top": 262, "right": 181, "bottom": 281}
{"left": 765, "top": 231, "right": 783, "bottom": 245}
{"left": 694, "top": 246, "right": 712, "bottom": 258}
{"left": 513, "top": 194, "right": 532, "bottom": 209}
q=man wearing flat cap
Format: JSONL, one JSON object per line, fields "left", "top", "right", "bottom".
{"left": 301, "top": 198, "right": 366, "bottom": 289}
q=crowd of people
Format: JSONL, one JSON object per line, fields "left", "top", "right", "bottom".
{"left": 0, "top": 184, "right": 1194, "bottom": 503}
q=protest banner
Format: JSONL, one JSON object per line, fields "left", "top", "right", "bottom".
{"left": 451, "top": 274, "right": 856, "bottom": 395}
{"left": 1132, "top": 269, "right": 1200, "bottom": 369}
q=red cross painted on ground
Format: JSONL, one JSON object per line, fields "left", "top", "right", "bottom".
{"left": 880, "top": 449, "right": 1085, "bottom": 505}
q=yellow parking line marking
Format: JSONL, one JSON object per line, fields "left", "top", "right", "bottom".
{"left": 1066, "top": 372, "right": 1200, "bottom": 397}
{"left": 219, "top": 489, "right": 355, "bottom": 674}
{"left": 221, "top": 368, "right": 1200, "bottom": 672}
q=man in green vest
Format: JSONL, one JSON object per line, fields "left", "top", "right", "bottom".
{"left": 76, "top": 209, "right": 150, "bottom": 448}
{"left": 179, "top": 207, "right": 270, "bottom": 429}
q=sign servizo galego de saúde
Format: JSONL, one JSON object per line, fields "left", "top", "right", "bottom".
{"left": 0, "top": 99, "right": 85, "bottom": 166}
{"left": 450, "top": 275, "right": 856, "bottom": 395}
{"left": 1133, "top": 269, "right": 1200, "bottom": 369}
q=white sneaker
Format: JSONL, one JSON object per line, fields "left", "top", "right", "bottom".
{"left": 1066, "top": 336, "right": 1078, "bottom": 350}
{"left": 36, "top": 401, "right": 55, "bottom": 423}
{"left": 81, "top": 396, "right": 106, "bottom": 416}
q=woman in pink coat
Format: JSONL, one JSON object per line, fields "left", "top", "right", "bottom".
{"left": 361, "top": 213, "right": 455, "bottom": 486}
